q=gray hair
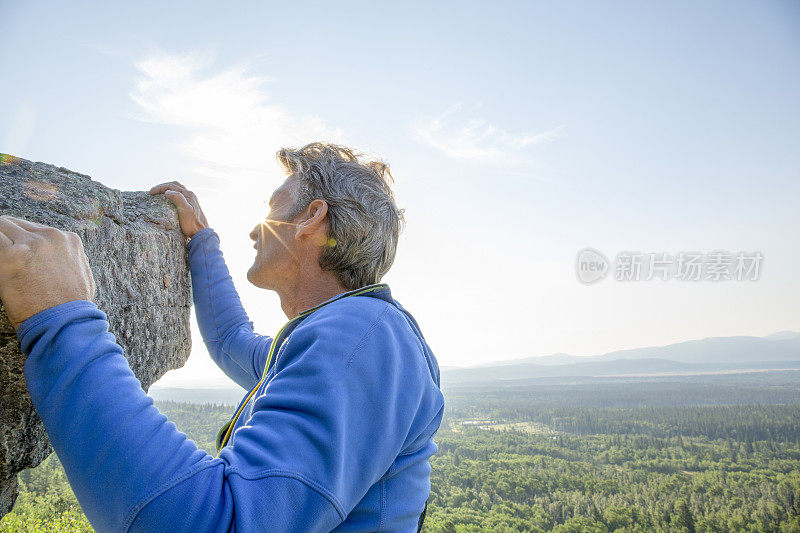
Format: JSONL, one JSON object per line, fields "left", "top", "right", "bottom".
{"left": 276, "top": 142, "right": 406, "bottom": 291}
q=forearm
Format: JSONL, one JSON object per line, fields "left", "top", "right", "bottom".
{"left": 19, "top": 301, "right": 220, "bottom": 532}
{"left": 186, "top": 228, "right": 271, "bottom": 388}
{"left": 18, "top": 301, "right": 340, "bottom": 532}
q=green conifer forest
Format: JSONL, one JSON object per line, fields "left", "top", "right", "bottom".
{"left": 2, "top": 372, "right": 799, "bottom": 532}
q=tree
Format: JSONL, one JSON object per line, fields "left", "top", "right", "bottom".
{"left": 675, "top": 498, "right": 695, "bottom": 533}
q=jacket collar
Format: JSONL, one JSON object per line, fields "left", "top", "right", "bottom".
{"left": 295, "top": 283, "right": 393, "bottom": 317}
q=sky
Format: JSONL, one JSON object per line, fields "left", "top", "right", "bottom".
{"left": 1, "top": 1, "right": 798, "bottom": 389}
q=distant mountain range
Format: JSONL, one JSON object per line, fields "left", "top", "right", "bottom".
{"left": 149, "top": 386, "right": 246, "bottom": 405}
{"left": 149, "top": 331, "right": 800, "bottom": 403}
{"left": 442, "top": 331, "right": 800, "bottom": 384}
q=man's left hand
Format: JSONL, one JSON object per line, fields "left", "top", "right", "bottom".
{"left": 0, "top": 215, "right": 96, "bottom": 331}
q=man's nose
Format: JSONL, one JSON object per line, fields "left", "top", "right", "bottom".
{"left": 249, "top": 225, "right": 259, "bottom": 242}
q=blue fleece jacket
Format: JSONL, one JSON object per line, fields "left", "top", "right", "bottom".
{"left": 17, "top": 227, "right": 445, "bottom": 532}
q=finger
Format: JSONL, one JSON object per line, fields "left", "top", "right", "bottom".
{"left": 1, "top": 215, "right": 54, "bottom": 232}
{"left": 149, "top": 182, "right": 176, "bottom": 194}
{"left": 0, "top": 229, "right": 11, "bottom": 250}
{"left": 0, "top": 216, "right": 33, "bottom": 244}
{"left": 150, "top": 181, "right": 191, "bottom": 195}
{"left": 164, "top": 190, "right": 193, "bottom": 212}
{"left": 151, "top": 184, "right": 193, "bottom": 199}
{"left": 1, "top": 216, "right": 65, "bottom": 243}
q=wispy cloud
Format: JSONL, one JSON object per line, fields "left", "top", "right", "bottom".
{"left": 129, "top": 50, "right": 342, "bottom": 182}
{"left": 412, "top": 104, "right": 563, "bottom": 163}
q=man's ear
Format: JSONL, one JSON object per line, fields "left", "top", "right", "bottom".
{"left": 294, "top": 199, "right": 329, "bottom": 241}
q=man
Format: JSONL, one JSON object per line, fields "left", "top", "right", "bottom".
{"left": 0, "top": 142, "right": 444, "bottom": 532}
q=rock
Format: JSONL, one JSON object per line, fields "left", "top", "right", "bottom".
{"left": 0, "top": 154, "right": 192, "bottom": 518}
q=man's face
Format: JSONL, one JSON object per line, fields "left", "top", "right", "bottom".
{"left": 247, "top": 175, "right": 302, "bottom": 289}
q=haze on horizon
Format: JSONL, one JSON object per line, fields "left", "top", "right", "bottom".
{"left": 1, "top": 1, "right": 798, "bottom": 389}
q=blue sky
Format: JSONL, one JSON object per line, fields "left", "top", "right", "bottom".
{"left": 1, "top": 1, "right": 798, "bottom": 388}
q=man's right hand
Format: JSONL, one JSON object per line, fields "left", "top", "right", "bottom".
{"left": 149, "top": 181, "right": 210, "bottom": 239}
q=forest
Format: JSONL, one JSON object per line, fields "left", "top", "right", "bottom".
{"left": 1, "top": 371, "right": 799, "bottom": 532}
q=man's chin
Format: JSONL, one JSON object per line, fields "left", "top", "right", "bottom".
{"left": 247, "top": 264, "right": 271, "bottom": 289}
{"left": 246, "top": 265, "right": 260, "bottom": 287}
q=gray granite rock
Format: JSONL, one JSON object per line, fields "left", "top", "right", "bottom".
{"left": 0, "top": 154, "right": 192, "bottom": 518}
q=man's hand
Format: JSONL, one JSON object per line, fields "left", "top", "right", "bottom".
{"left": 0, "top": 215, "right": 96, "bottom": 331}
{"left": 149, "top": 181, "right": 209, "bottom": 239}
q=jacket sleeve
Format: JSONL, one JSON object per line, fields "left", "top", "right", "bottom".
{"left": 18, "top": 298, "right": 425, "bottom": 532}
{"left": 187, "top": 227, "right": 272, "bottom": 389}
